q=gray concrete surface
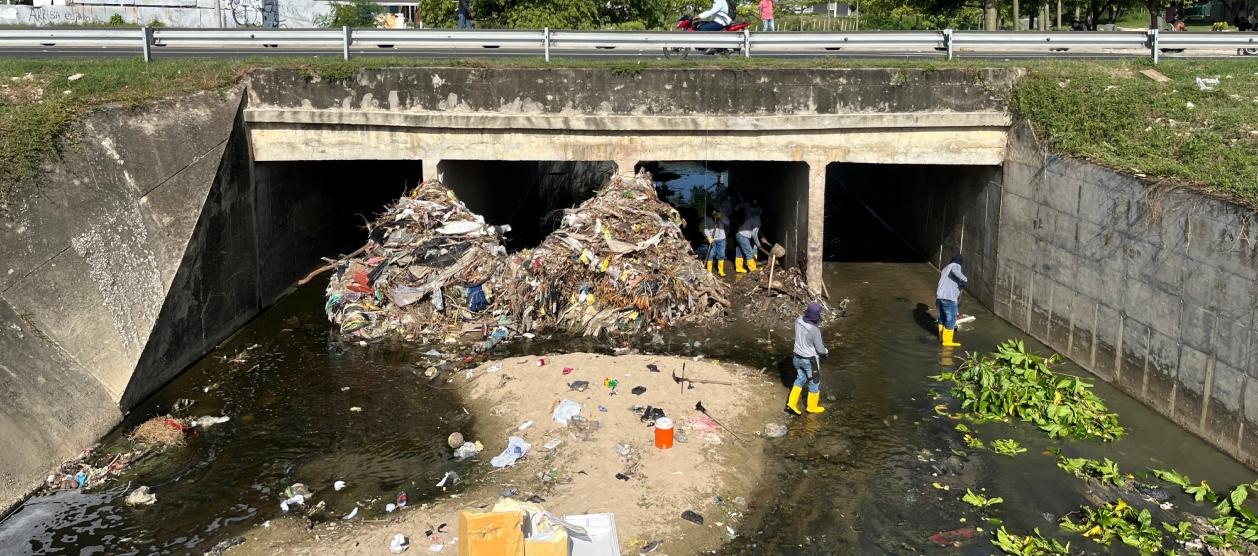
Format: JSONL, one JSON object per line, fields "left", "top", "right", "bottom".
{"left": 996, "top": 121, "right": 1258, "bottom": 467}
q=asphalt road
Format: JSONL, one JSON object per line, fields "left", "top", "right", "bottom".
{"left": 1, "top": 45, "right": 1250, "bottom": 60}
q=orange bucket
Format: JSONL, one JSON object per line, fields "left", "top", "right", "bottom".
{"left": 654, "top": 417, "right": 674, "bottom": 449}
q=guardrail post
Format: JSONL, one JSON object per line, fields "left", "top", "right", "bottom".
{"left": 743, "top": 28, "right": 750, "bottom": 58}
{"left": 342, "top": 25, "right": 351, "bottom": 61}
{"left": 543, "top": 27, "right": 550, "bottom": 62}
{"left": 141, "top": 26, "right": 153, "bottom": 62}
{"left": 1148, "top": 28, "right": 1159, "bottom": 64}
{"left": 943, "top": 28, "right": 954, "bottom": 60}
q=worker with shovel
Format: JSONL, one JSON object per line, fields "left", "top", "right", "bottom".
{"left": 786, "top": 302, "right": 828, "bottom": 415}
{"left": 734, "top": 200, "right": 767, "bottom": 273}
{"left": 703, "top": 208, "right": 730, "bottom": 277}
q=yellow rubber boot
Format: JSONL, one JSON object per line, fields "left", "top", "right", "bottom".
{"left": 785, "top": 386, "right": 803, "bottom": 415}
{"left": 747, "top": 258, "right": 759, "bottom": 272}
{"left": 942, "top": 328, "right": 961, "bottom": 348}
{"left": 707, "top": 260, "right": 714, "bottom": 274}
{"left": 806, "top": 392, "right": 826, "bottom": 414}
{"left": 718, "top": 260, "right": 727, "bottom": 277}
{"left": 735, "top": 258, "right": 747, "bottom": 273}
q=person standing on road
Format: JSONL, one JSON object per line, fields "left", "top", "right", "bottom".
{"left": 457, "top": 0, "right": 474, "bottom": 29}
{"left": 759, "top": 0, "right": 776, "bottom": 31}
{"left": 704, "top": 208, "right": 729, "bottom": 277}
{"left": 935, "top": 254, "right": 967, "bottom": 347}
{"left": 786, "top": 302, "right": 828, "bottom": 415}
{"left": 734, "top": 200, "right": 766, "bottom": 273}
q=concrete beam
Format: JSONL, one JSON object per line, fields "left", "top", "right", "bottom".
{"left": 247, "top": 125, "right": 1009, "bottom": 167}
{"left": 806, "top": 161, "right": 827, "bottom": 289}
{"left": 243, "top": 108, "right": 1013, "bottom": 133}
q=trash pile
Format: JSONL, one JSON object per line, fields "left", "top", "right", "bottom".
{"left": 725, "top": 266, "right": 838, "bottom": 322}
{"left": 325, "top": 173, "right": 731, "bottom": 345}
{"left": 323, "top": 180, "right": 509, "bottom": 342}
{"left": 499, "top": 172, "right": 729, "bottom": 337}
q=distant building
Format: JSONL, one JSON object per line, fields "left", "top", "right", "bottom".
{"left": 809, "top": 2, "right": 853, "bottom": 16}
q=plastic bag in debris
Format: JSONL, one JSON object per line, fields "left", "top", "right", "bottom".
{"left": 551, "top": 399, "right": 583, "bottom": 426}
{"left": 189, "top": 415, "right": 230, "bottom": 428}
{"left": 453, "top": 441, "right": 483, "bottom": 460}
{"left": 490, "top": 436, "right": 531, "bottom": 468}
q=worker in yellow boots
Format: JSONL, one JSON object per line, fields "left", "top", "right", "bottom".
{"left": 785, "top": 302, "right": 828, "bottom": 415}
{"left": 734, "top": 200, "right": 768, "bottom": 273}
{"left": 703, "top": 208, "right": 729, "bottom": 277}
{"left": 935, "top": 254, "right": 967, "bottom": 347}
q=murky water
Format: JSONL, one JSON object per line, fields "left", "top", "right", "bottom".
{"left": 1, "top": 262, "right": 1254, "bottom": 554}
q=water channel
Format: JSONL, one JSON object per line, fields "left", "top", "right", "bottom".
{"left": 1, "top": 260, "right": 1254, "bottom": 554}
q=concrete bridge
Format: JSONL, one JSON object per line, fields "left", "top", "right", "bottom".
{"left": 242, "top": 67, "right": 1017, "bottom": 287}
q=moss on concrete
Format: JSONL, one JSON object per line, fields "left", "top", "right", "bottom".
{"left": 3, "top": 57, "right": 1256, "bottom": 206}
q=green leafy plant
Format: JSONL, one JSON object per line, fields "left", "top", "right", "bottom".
{"left": 954, "top": 423, "right": 971, "bottom": 433}
{"left": 936, "top": 340, "right": 1124, "bottom": 441}
{"left": 1059, "top": 499, "right": 1163, "bottom": 553}
{"left": 1056, "top": 456, "right": 1130, "bottom": 488}
{"left": 991, "top": 439, "right": 1027, "bottom": 456}
{"left": 992, "top": 526, "right": 1070, "bottom": 555}
{"left": 963, "top": 488, "right": 1004, "bottom": 508}
{"left": 963, "top": 434, "right": 986, "bottom": 449}
{"left": 317, "top": 0, "right": 385, "bottom": 27}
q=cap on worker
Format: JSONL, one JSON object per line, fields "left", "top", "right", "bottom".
{"left": 803, "top": 302, "right": 823, "bottom": 324}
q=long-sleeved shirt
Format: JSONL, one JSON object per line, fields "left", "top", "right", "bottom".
{"left": 737, "top": 213, "right": 760, "bottom": 240}
{"left": 457, "top": 0, "right": 471, "bottom": 17}
{"left": 703, "top": 215, "right": 728, "bottom": 242}
{"left": 793, "top": 317, "right": 828, "bottom": 359}
{"left": 936, "top": 262, "right": 968, "bottom": 302}
{"left": 698, "top": 0, "right": 732, "bottom": 25}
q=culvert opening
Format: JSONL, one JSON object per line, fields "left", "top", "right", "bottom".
{"left": 251, "top": 160, "right": 422, "bottom": 283}
{"left": 640, "top": 161, "right": 810, "bottom": 267}
{"left": 824, "top": 163, "right": 1001, "bottom": 263}
{"left": 436, "top": 160, "right": 615, "bottom": 251}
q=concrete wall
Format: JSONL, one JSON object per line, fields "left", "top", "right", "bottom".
{"left": 0, "top": 0, "right": 329, "bottom": 28}
{"left": 997, "top": 122, "right": 1258, "bottom": 467}
{"left": 0, "top": 90, "right": 244, "bottom": 511}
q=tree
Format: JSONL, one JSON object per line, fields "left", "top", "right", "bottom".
{"left": 319, "top": 0, "right": 385, "bottom": 27}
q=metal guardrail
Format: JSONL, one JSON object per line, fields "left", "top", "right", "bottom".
{"left": 5, "top": 26, "right": 1256, "bottom": 63}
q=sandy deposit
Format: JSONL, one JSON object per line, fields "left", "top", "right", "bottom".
{"left": 234, "top": 353, "right": 781, "bottom": 556}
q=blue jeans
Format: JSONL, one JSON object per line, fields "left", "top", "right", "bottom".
{"left": 761, "top": 19, "right": 775, "bottom": 31}
{"left": 792, "top": 356, "right": 821, "bottom": 393}
{"left": 696, "top": 20, "right": 725, "bottom": 31}
{"left": 936, "top": 298, "right": 958, "bottom": 330}
{"left": 734, "top": 234, "right": 755, "bottom": 260}
{"left": 706, "top": 239, "right": 727, "bottom": 262}
{"left": 457, "top": 13, "right": 473, "bottom": 29}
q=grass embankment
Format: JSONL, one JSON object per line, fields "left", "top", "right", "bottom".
{"left": 2, "top": 57, "right": 1256, "bottom": 207}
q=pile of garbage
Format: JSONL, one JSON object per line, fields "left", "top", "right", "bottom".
{"left": 325, "top": 173, "right": 731, "bottom": 344}
{"left": 324, "top": 180, "right": 509, "bottom": 342}
{"left": 499, "top": 172, "right": 729, "bottom": 337}
{"left": 726, "top": 266, "right": 842, "bottom": 322}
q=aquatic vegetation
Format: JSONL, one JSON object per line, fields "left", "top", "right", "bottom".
{"left": 963, "top": 434, "right": 986, "bottom": 449}
{"left": 991, "top": 439, "right": 1026, "bottom": 456}
{"left": 962, "top": 489, "right": 1003, "bottom": 508}
{"left": 1151, "top": 469, "right": 1218, "bottom": 503}
{"left": 1059, "top": 499, "right": 1163, "bottom": 553}
{"left": 991, "top": 526, "right": 1070, "bottom": 555}
{"left": 932, "top": 340, "right": 1124, "bottom": 441}
{"left": 1057, "top": 456, "right": 1131, "bottom": 488}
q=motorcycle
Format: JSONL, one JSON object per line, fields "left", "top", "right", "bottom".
{"left": 664, "top": 14, "right": 751, "bottom": 58}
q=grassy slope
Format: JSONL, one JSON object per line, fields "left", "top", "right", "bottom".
{"left": 2, "top": 57, "right": 1255, "bottom": 206}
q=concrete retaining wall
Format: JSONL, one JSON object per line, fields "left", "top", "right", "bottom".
{"left": 997, "top": 122, "right": 1258, "bottom": 466}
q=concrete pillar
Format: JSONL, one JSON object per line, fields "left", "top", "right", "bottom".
{"left": 806, "top": 161, "right": 827, "bottom": 290}
{"left": 615, "top": 159, "right": 639, "bottom": 176}
{"left": 422, "top": 159, "right": 441, "bottom": 183}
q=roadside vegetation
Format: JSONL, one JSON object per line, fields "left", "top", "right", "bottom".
{"left": 1, "top": 57, "right": 1256, "bottom": 207}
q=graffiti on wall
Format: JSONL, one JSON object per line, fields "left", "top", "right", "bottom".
{"left": 225, "top": 0, "right": 281, "bottom": 27}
